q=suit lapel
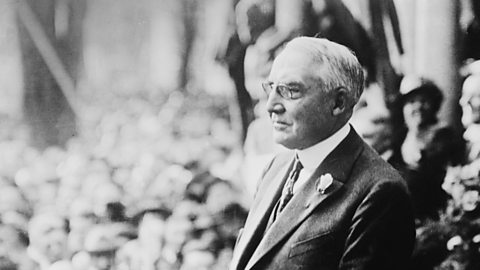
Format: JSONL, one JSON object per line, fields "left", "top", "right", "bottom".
{"left": 245, "top": 128, "right": 365, "bottom": 270}
{"left": 231, "top": 154, "right": 294, "bottom": 270}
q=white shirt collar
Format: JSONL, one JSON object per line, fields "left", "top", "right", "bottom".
{"left": 295, "top": 124, "right": 350, "bottom": 171}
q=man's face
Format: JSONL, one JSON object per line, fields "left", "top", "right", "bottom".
{"left": 265, "top": 47, "right": 336, "bottom": 150}
{"left": 461, "top": 82, "right": 480, "bottom": 125}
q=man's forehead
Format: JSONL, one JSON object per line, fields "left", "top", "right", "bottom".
{"left": 269, "top": 48, "right": 320, "bottom": 81}
{"left": 275, "top": 46, "right": 316, "bottom": 66}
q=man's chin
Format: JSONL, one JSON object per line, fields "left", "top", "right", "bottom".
{"left": 273, "top": 134, "right": 296, "bottom": 150}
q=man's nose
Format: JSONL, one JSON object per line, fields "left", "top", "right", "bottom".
{"left": 266, "top": 90, "right": 285, "bottom": 115}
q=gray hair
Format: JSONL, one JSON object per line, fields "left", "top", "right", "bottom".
{"left": 283, "top": 37, "right": 365, "bottom": 105}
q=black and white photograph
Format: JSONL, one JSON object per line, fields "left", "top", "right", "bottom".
{"left": 0, "top": 0, "right": 479, "bottom": 269}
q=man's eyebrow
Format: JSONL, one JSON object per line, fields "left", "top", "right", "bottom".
{"left": 281, "top": 81, "right": 304, "bottom": 87}
{"left": 286, "top": 82, "right": 309, "bottom": 91}
{"left": 266, "top": 80, "right": 306, "bottom": 88}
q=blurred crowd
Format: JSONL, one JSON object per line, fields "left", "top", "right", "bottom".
{"left": 2, "top": 0, "right": 480, "bottom": 270}
{"left": 402, "top": 68, "right": 480, "bottom": 270}
{"left": 0, "top": 92, "right": 249, "bottom": 270}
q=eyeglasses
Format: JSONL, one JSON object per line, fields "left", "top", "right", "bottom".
{"left": 261, "top": 82, "right": 302, "bottom": 100}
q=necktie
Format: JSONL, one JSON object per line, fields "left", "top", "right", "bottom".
{"left": 277, "top": 157, "right": 303, "bottom": 214}
{"left": 264, "top": 157, "right": 303, "bottom": 233}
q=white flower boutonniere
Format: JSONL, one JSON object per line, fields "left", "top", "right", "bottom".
{"left": 317, "top": 173, "right": 333, "bottom": 194}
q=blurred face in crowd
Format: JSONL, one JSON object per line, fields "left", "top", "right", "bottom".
{"left": 461, "top": 75, "right": 480, "bottom": 125}
{"left": 402, "top": 92, "right": 437, "bottom": 130}
{"left": 180, "top": 250, "right": 216, "bottom": 270}
{"left": 138, "top": 212, "right": 167, "bottom": 254}
{"left": 29, "top": 214, "right": 68, "bottom": 263}
{"left": 0, "top": 225, "right": 27, "bottom": 258}
{"left": 68, "top": 200, "right": 97, "bottom": 253}
{"left": 69, "top": 199, "right": 97, "bottom": 232}
{"left": 265, "top": 45, "right": 338, "bottom": 149}
{"left": 89, "top": 250, "right": 116, "bottom": 270}
{"left": 0, "top": 186, "right": 27, "bottom": 214}
{"left": 43, "top": 227, "right": 68, "bottom": 263}
{"left": 164, "top": 215, "right": 193, "bottom": 254}
{"left": 205, "top": 181, "right": 237, "bottom": 214}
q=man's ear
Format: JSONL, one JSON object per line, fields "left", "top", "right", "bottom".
{"left": 332, "top": 87, "right": 349, "bottom": 116}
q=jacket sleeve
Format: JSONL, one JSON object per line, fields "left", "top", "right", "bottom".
{"left": 339, "top": 179, "right": 416, "bottom": 270}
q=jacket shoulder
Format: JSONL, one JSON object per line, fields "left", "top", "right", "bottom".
{"left": 354, "top": 142, "right": 409, "bottom": 192}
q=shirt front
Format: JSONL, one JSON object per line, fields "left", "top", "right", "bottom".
{"left": 293, "top": 124, "right": 350, "bottom": 194}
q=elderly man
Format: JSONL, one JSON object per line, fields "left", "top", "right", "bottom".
{"left": 443, "top": 73, "right": 480, "bottom": 206}
{"left": 230, "top": 37, "right": 415, "bottom": 270}
{"left": 460, "top": 73, "right": 480, "bottom": 162}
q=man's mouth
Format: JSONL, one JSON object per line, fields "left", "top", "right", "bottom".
{"left": 272, "top": 121, "right": 289, "bottom": 129}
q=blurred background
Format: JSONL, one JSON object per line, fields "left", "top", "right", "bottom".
{"left": 1, "top": 0, "right": 480, "bottom": 269}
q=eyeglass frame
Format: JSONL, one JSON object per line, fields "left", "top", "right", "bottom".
{"left": 261, "top": 81, "right": 303, "bottom": 100}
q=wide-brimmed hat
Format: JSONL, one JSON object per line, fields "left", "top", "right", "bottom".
{"left": 399, "top": 75, "right": 443, "bottom": 112}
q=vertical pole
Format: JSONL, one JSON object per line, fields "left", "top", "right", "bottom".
{"left": 394, "top": 0, "right": 416, "bottom": 73}
{"left": 16, "top": 0, "right": 78, "bottom": 148}
{"left": 415, "top": 0, "right": 461, "bottom": 127}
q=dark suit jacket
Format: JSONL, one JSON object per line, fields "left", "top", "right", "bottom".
{"left": 230, "top": 128, "right": 415, "bottom": 270}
